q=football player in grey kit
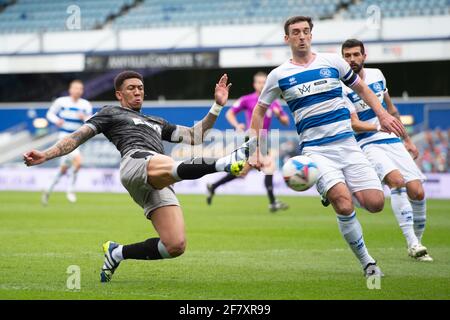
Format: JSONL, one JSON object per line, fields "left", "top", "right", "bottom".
{"left": 23, "top": 71, "right": 248, "bottom": 282}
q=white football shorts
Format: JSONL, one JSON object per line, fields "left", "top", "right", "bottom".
{"left": 302, "top": 137, "right": 382, "bottom": 196}
{"left": 362, "top": 142, "right": 426, "bottom": 183}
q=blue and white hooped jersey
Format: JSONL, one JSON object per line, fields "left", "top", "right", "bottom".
{"left": 259, "top": 53, "right": 359, "bottom": 152}
{"left": 46, "top": 96, "right": 93, "bottom": 138}
{"left": 344, "top": 68, "right": 400, "bottom": 149}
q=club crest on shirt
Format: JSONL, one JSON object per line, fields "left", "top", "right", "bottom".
{"left": 319, "top": 68, "right": 332, "bottom": 78}
{"left": 373, "top": 82, "right": 382, "bottom": 92}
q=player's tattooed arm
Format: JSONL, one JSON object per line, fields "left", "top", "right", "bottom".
{"left": 45, "top": 125, "right": 95, "bottom": 160}
{"left": 174, "top": 112, "right": 218, "bottom": 145}
{"left": 24, "top": 125, "right": 95, "bottom": 166}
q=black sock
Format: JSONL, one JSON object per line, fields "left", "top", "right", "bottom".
{"left": 176, "top": 157, "right": 218, "bottom": 180}
{"left": 122, "top": 238, "right": 163, "bottom": 260}
{"left": 265, "top": 175, "right": 276, "bottom": 204}
{"left": 212, "top": 174, "right": 237, "bottom": 191}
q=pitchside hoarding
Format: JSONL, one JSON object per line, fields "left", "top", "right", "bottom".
{"left": 1, "top": 168, "right": 449, "bottom": 199}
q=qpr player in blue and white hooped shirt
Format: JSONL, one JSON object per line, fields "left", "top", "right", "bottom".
{"left": 341, "top": 39, "right": 431, "bottom": 262}
{"left": 249, "top": 16, "right": 406, "bottom": 277}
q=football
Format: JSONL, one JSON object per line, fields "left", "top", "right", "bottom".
{"left": 282, "top": 156, "right": 319, "bottom": 191}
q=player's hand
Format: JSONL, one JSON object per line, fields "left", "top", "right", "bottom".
{"left": 23, "top": 150, "right": 46, "bottom": 166}
{"left": 273, "top": 107, "right": 281, "bottom": 117}
{"left": 56, "top": 119, "right": 65, "bottom": 127}
{"left": 214, "top": 74, "right": 232, "bottom": 106}
{"left": 379, "top": 112, "right": 406, "bottom": 138}
{"left": 239, "top": 162, "right": 252, "bottom": 177}
{"left": 404, "top": 139, "right": 419, "bottom": 160}
{"left": 280, "top": 115, "right": 290, "bottom": 126}
{"left": 235, "top": 123, "right": 246, "bottom": 132}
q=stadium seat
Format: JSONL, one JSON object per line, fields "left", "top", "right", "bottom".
{"left": 0, "top": 0, "right": 131, "bottom": 33}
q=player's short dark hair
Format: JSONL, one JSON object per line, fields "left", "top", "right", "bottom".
{"left": 114, "top": 70, "right": 144, "bottom": 91}
{"left": 284, "top": 16, "right": 313, "bottom": 35}
{"left": 341, "top": 39, "right": 366, "bottom": 55}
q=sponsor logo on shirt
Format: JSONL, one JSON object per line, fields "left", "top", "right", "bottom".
{"left": 132, "top": 118, "right": 162, "bottom": 135}
{"left": 298, "top": 84, "right": 311, "bottom": 95}
{"left": 313, "top": 80, "right": 327, "bottom": 86}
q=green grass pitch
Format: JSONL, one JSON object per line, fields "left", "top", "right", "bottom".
{"left": 0, "top": 191, "right": 449, "bottom": 300}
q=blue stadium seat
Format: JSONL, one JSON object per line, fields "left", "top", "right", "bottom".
{"left": 344, "top": 0, "right": 450, "bottom": 19}
{"left": 112, "top": 0, "right": 350, "bottom": 29}
{"left": 0, "top": 0, "right": 131, "bottom": 33}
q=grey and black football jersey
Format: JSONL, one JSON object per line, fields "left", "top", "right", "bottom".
{"left": 86, "top": 105, "right": 178, "bottom": 157}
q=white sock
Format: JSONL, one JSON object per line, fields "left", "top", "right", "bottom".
{"left": 391, "top": 188, "right": 419, "bottom": 248}
{"left": 112, "top": 245, "right": 124, "bottom": 263}
{"left": 215, "top": 140, "right": 250, "bottom": 171}
{"left": 215, "top": 155, "right": 231, "bottom": 172}
{"left": 410, "top": 198, "right": 427, "bottom": 243}
{"left": 67, "top": 168, "right": 78, "bottom": 194}
{"left": 47, "top": 170, "right": 64, "bottom": 193}
{"left": 157, "top": 240, "right": 172, "bottom": 259}
{"left": 336, "top": 211, "right": 375, "bottom": 268}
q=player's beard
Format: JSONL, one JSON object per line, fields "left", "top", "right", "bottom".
{"left": 351, "top": 62, "right": 364, "bottom": 74}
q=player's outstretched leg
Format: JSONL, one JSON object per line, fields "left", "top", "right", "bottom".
{"left": 143, "top": 137, "right": 255, "bottom": 190}
{"left": 100, "top": 206, "right": 185, "bottom": 282}
{"left": 100, "top": 240, "right": 121, "bottom": 282}
{"left": 100, "top": 237, "right": 175, "bottom": 282}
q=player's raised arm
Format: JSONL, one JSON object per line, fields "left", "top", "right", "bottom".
{"left": 23, "top": 124, "right": 95, "bottom": 166}
{"left": 173, "top": 73, "right": 232, "bottom": 145}
{"left": 351, "top": 80, "right": 406, "bottom": 138}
